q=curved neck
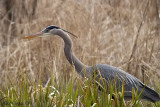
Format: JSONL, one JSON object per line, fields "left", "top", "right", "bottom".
{"left": 56, "top": 30, "right": 86, "bottom": 76}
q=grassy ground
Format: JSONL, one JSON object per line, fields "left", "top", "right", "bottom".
{"left": 0, "top": 70, "right": 159, "bottom": 107}
{"left": 0, "top": 0, "right": 160, "bottom": 106}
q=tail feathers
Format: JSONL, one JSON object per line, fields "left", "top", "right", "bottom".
{"left": 142, "top": 85, "right": 160, "bottom": 103}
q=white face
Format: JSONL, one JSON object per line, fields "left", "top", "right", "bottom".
{"left": 38, "top": 32, "right": 51, "bottom": 37}
{"left": 23, "top": 25, "right": 60, "bottom": 39}
{"left": 41, "top": 25, "right": 61, "bottom": 37}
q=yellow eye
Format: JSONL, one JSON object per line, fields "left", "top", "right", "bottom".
{"left": 42, "top": 29, "right": 49, "bottom": 33}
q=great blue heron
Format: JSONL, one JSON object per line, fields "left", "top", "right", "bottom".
{"left": 24, "top": 25, "right": 160, "bottom": 103}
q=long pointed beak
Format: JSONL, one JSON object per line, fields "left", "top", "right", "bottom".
{"left": 23, "top": 32, "right": 43, "bottom": 39}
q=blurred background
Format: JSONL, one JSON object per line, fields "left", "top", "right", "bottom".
{"left": 0, "top": 0, "right": 160, "bottom": 90}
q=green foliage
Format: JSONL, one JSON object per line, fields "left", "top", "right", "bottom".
{"left": 0, "top": 71, "right": 160, "bottom": 107}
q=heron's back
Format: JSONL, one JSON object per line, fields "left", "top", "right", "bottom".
{"left": 86, "top": 64, "right": 160, "bottom": 102}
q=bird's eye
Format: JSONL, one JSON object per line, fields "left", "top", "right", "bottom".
{"left": 45, "top": 29, "right": 50, "bottom": 32}
{"left": 42, "top": 28, "right": 50, "bottom": 33}
{"left": 42, "top": 25, "right": 60, "bottom": 33}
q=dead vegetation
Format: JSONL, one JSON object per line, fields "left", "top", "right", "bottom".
{"left": 0, "top": 0, "right": 160, "bottom": 90}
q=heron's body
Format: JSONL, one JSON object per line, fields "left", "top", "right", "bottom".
{"left": 87, "top": 64, "right": 160, "bottom": 102}
{"left": 24, "top": 25, "right": 160, "bottom": 103}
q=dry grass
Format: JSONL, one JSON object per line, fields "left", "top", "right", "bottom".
{"left": 0, "top": 0, "right": 160, "bottom": 92}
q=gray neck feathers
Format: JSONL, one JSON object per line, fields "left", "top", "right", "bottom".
{"left": 57, "top": 30, "right": 86, "bottom": 76}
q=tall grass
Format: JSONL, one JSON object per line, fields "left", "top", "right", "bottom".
{"left": 0, "top": 0, "right": 160, "bottom": 106}
{"left": 0, "top": 69, "right": 159, "bottom": 106}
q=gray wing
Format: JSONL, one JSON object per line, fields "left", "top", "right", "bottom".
{"left": 88, "top": 64, "right": 140, "bottom": 91}
{"left": 87, "top": 64, "right": 160, "bottom": 102}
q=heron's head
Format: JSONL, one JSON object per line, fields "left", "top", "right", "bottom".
{"left": 24, "top": 25, "right": 63, "bottom": 39}
{"left": 24, "top": 25, "right": 77, "bottom": 39}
